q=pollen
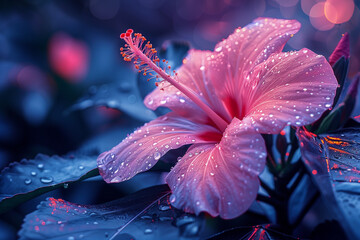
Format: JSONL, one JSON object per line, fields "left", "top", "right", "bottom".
{"left": 119, "top": 29, "right": 175, "bottom": 83}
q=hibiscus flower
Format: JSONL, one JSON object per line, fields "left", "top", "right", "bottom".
{"left": 97, "top": 18, "right": 337, "bottom": 219}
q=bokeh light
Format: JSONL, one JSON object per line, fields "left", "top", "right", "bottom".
{"left": 48, "top": 33, "right": 89, "bottom": 82}
{"left": 301, "top": 0, "right": 320, "bottom": 16}
{"left": 324, "top": 0, "right": 355, "bottom": 24}
{"left": 309, "top": 2, "right": 334, "bottom": 31}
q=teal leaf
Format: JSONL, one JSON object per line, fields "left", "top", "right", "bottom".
{"left": 19, "top": 185, "right": 203, "bottom": 240}
{"left": 69, "top": 82, "right": 157, "bottom": 122}
{"left": 0, "top": 154, "right": 98, "bottom": 214}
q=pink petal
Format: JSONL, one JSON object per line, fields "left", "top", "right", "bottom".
{"left": 97, "top": 113, "right": 220, "bottom": 183}
{"left": 166, "top": 118, "right": 266, "bottom": 219}
{"left": 145, "top": 19, "right": 300, "bottom": 123}
{"left": 205, "top": 18, "right": 301, "bottom": 118}
{"left": 243, "top": 49, "right": 338, "bottom": 134}
{"left": 329, "top": 32, "right": 350, "bottom": 66}
{"left": 144, "top": 50, "right": 230, "bottom": 124}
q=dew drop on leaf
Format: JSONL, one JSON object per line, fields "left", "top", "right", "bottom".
{"left": 40, "top": 176, "right": 53, "bottom": 184}
{"left": 24, "top": 179, "right": 32, "bottom": 185}
{"left": 158, "top": 205, "right": 171, "bottom": 211}
{"left": 144, "top": 228, "right": 153, "bottom": 234}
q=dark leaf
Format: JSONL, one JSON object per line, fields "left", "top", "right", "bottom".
{"left": 316, "top": 76, "right": 359, "bottom": 134}
{"left": 331, "top": 57, "right": 349, "bottom": 108}
{"left": 69, "top": 82, "right": 157, "bottom": 122}
{"left": 19, "top": 185, "right": 203, "bottom": 240}
{"left": 288, "top": 173, "right": 318, "bottom": 225}
{"left": 0, "top": 154, "right": 98, "bottom": 214}
{"left": 311, "top": 220, "right": 347, "bottom": 240}
{"left": 276, "top": 133, "right": 287, "bottom": 163}
{"left": 78, "top": 122, "right": 142, "bottom": 156}
{"left": 250, "top": 167, "right": 276, "bottom": 223}
{"left": 344, "top": 118, "right": 360, "bottom": 129}
{"left": 298, "top": 128, "right": 360, "bottom": 239}
{"left": 206, "top": 225, "right": 298, "bottom": 240}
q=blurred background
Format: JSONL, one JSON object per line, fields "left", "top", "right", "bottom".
{"left": 0, "top": 0, "right": 359, "bottom": 239}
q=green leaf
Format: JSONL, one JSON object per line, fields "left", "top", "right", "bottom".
{"left": 19, "top": 185, "right": 203, "bottom": 240}
{"left": 0, "top": 154, "right": 98, "bottom": 214}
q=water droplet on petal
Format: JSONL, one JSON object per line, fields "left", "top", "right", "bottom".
{"left": 37, "top": 163, "right": 44, "bottom": 169}
{"left": 215, "top": 46, "right": 222, "bottom": 52}
{"left": 64, "top": 183, "right": 69, "bottom": 189}
{"left": 40, "top": 176, "right": 53, "bottom": 184}
{"left": 78, "top": 165, "right": 84, "bottom": 170}
{"left": 67, "top": 237, "right": 75, "bottom": 240}
{"left": 31, "top": 171, "right": 37, "bottom": 176}
{"left": 170, "top": 195, "right": 176, "bottom": 203}
{"left": 154, "top": 152, "right": 161, "bottom": 160}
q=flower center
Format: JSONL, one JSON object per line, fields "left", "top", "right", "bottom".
{"left": 120, "top": 29, "right": 228, "bottom": 132}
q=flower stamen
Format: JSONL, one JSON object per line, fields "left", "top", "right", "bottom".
{"left": 120, "top": 29, "right": 228, "bottom": 131}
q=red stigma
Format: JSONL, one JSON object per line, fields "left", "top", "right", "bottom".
{"left": 119, "top": 29, "right": 175, "bottom": 84}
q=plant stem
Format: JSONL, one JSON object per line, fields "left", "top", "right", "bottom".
{"left": 256, "top": 194, "right": 280, "bottom": 207}
{"left": 260, "top": 179, "right": 277, "bottom": 197}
